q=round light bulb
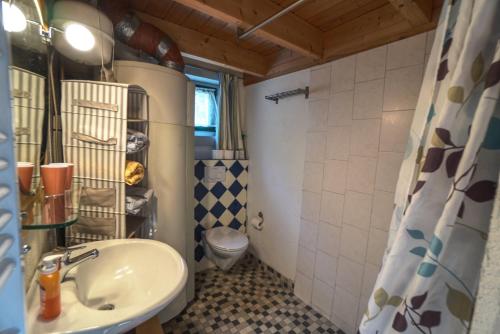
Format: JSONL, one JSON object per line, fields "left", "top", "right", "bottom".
{"left": 64, "top": 23, "right": 95, "bottom": 52}
{"left": 2, "top": 1, "right": 27, "bottom": 32}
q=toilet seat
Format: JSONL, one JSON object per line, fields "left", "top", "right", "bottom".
{"left": 206, "top": 226, "right": 248, "bottom": 253}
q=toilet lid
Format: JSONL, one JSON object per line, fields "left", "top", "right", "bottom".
{"left": 206, "top": 226, "right": 248, "bottom": 252}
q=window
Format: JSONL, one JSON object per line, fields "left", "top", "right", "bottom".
{"left": 195, "top": 86, "right": 218, "bottom": 133}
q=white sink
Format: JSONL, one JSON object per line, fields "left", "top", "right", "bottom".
{"left": 26, "top": 239, "right": 188, "bottom": 334}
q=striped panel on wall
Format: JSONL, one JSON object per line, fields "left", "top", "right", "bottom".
{"left": 9, "top": 67, "right": 45, "bottom": 183}
{"left": 9, "top": 66, "right": 45, "bottom": 109}
{"left": 61, "top": 81, "right": 129, "bottom": 242}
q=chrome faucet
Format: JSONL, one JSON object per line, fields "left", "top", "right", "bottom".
{"left": 50, "top": 245, "right": 99, "bottom": 282}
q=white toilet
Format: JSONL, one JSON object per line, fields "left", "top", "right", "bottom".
{"left": 202, "top": 226, "right": 249, "bottom": 271}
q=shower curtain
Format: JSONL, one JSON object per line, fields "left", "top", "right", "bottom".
{"left": 359, "top": 0, "right": 500, "bottom": 333}
{"left": 217, "top": 73, "right": 246, "bottom": 158}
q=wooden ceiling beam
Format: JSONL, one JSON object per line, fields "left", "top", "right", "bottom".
{"left": 388, "top": 0, "right": 433, "bottom": 26}
{"left": 323, "top": 3, "right": 438, "bottom": 60}
{"left": 135, "top": 11, "right": 269, "bottom": 77}
{"left": 245, "top": 2, "right": 440, "bottom": 85}
{"left": 170, "top": 0, "right": 324, "bottom": 59}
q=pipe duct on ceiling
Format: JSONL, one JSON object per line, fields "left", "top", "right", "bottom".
{"left": 101, "top": 0, "right": 184, "bottom": 72}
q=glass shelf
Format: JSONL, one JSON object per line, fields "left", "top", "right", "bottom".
{"left": 20, "top": 183, "right": 82, "bottom": 230}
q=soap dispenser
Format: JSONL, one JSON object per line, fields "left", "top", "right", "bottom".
{"left": 39, "top": 255, "right": 61, "bottom": 320}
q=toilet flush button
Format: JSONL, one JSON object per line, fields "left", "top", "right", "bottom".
{"left": 205, "top": 166, "right": 226, "bottom": 183}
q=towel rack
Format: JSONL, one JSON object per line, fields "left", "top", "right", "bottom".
{"left": 265, "top": 86, "right": 309, "bottom": 104}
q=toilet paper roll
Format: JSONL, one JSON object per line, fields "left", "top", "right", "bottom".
{"left": 251, "top": 216, "right": 263, "bottom": 230}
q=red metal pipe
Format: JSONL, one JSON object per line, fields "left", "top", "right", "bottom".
{"left": 101, "top": 0, "right": 184, "bottom": 72}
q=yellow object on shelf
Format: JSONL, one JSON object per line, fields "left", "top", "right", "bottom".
{"left": 125, "top": 160, "right": 145, "bottom": 186}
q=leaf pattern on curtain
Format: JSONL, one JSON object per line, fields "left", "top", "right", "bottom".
{"left": 359, "top": 0, "right": 500, "bottom": 333}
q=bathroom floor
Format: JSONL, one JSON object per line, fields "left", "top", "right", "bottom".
{"left": 163, "top": 256, "right": 341, "bottom": 334}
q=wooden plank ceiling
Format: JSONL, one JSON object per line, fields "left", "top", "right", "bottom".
{"left": 129, "top": 0, "right": 443, "bottom": 84}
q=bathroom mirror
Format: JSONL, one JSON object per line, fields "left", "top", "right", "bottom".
{"left": 7, "top": 0, "right": 47, "bottom": 192}
{"left": 5, "top": 0, "right": 100, "bottom": 286}
{"left": 5, "top": 0, "right": 52, "bottom": 288}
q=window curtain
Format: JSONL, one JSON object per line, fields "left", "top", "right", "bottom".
{"left": 359, "top": 0, "right": 500, "bottom": 333}
{"left": 217, "top": 73, "right": 246, "bottom": 158}
{"left": 195, "top": 87, "right": 218, "bottom": 127}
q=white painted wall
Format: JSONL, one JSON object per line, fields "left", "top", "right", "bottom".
{"left": 246, "top": 70, "right": 309, "bottom": 280}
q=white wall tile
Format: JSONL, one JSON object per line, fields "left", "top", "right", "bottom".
{"left": 332, "top": 287, "right": 359, "bottom": 333}
{"left": 309, "top": 99, "right": 329, "bottom": 131}
{"left": 332, "top": 55, "right": 355, "bottom": 93}
{"left": 317, "top": 222, "right": 341, "bottom": 257}
{"left": 383, "top": 64, "right": 424, "bottom": 111}
{"left": 362, "top": 263, "right": 380, "bottom": 297}
{"left": 353, "top": 79, "right": 384, "bottom": 119}
{"left": 371, "top": 190, "right": 394, "bottom": 231}
{"left": 305, "top": 132, "right": 327, "bottom": 162}
{"left": 284, "top": 34, "right": 428, "bottom": 326}
{"left": 295, "top": 272, "right": 313, "bottom": 304}
{"left": 320, "top": 191, "right": 344, "bottom": 227}
{"left": 330, "top": 313, "right": 356, "bottom": 334}
{"left": 327, "top": 126, "right": 351, "bottom": 160}
{"left": 329, "top": 91, "right": 353, "bottom": 126}
{"left": 386, "top": 33, "right": 426, "bottom": 70}
{"left": 350, "top": 119, "right": 381, "bottom": 157}
{"left": 297, "top": 245, "right": 316, "bottom": 277}
{"left": 343, "top": 191, "right": 372, "bottom": 231}
{"left": 375, "top": 152, "right": 404, "bottom": 192}
{"left": 314, "top": 251, "right": 338, "bottom": 287}
{"left": 355, "top": 46, "right": 387, "bottom": 82}
{"left": 312, "top": 278, "right": 335, "bottom": 317}
{"left": 323, "top": 160, "right": 348, "bottom": 194}
{"left": 366, "top": 228, "right": 389, "bottom": 266}
{"left": 346, "top": 156, "right": 377, "bottom": 194}
{"left": 340, "top": 224, "right": 368, "bottom": 264}
{"left": 301, "top": 191, "right": 322, "bottom": 222}
{"left": 303, "top": 162, "right": 324, "bottom": 193}
{"left": 310, "top": 65, "right": 332, "bottom": 100}
{"left": 299, "top": 219, "right": 318, "bottom": 251}
{"left": 336, "top": 256, "right": 364, "bottom": 297}
{"left": 380, "top": 110, "right": 414, "bottom": 152}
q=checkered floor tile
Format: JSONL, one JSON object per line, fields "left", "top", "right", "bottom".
{"left": 163, "top": 257, "right": 342, "bottom": 334}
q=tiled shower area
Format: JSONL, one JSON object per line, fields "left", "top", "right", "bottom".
{"left": 294, "top": 32, "right": 434, "bottom": 333}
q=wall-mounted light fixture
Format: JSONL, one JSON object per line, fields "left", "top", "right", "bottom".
{"left": 50, "top": 1, "right": 114, "bottom": 65}
{"left": 1, "top": 1, "right": 27, "bottom": 32}
{"left": 1, "top": 0, "right": 114, "bottom": 65}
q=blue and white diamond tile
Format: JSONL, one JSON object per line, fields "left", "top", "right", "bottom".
{"left": 219, "top": 191, "right": 234, "bottom": 208}
{"left": 194, "top": 224, "right": 205, "bottom": 243}
{"left": 228, "top": 200, "right": 243, "bottom": 215}
{"left": 210, "top": 182, "right": 226, "bottom": 199}
{"left": 228, "top": 180, "right": 243, "bottom": 197}
{"left": 193, "top": 159, "right": 249, "bottom": 265}
{"left": 194, "top": 161, "right": 206, "bottom": 181}
{"left": 194, "top": 204, "right": 208, "bottom": 223}
{"left": 228, "top": 218, "right": 242, "bottom": 230}
{"left": 194, "top": 183, "right": 209, "bottom": 201}
{"left": 229, "top": 160, "right": 245, "bottom": 178}
{"left": 210, "top": 201, "right": 226, "bottom": 219}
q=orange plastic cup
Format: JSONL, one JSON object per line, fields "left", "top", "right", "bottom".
{"left": 65, "top": 163, "right": 74, "bottom": 190}
{"left": 47, "top": 163, "right": 74, "bottom": 190}
{"left": 41, "top": 164, "right": 67, "bottom": 196}
{"left": 17, "top": 162, "right": 34, "bottom": 194}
